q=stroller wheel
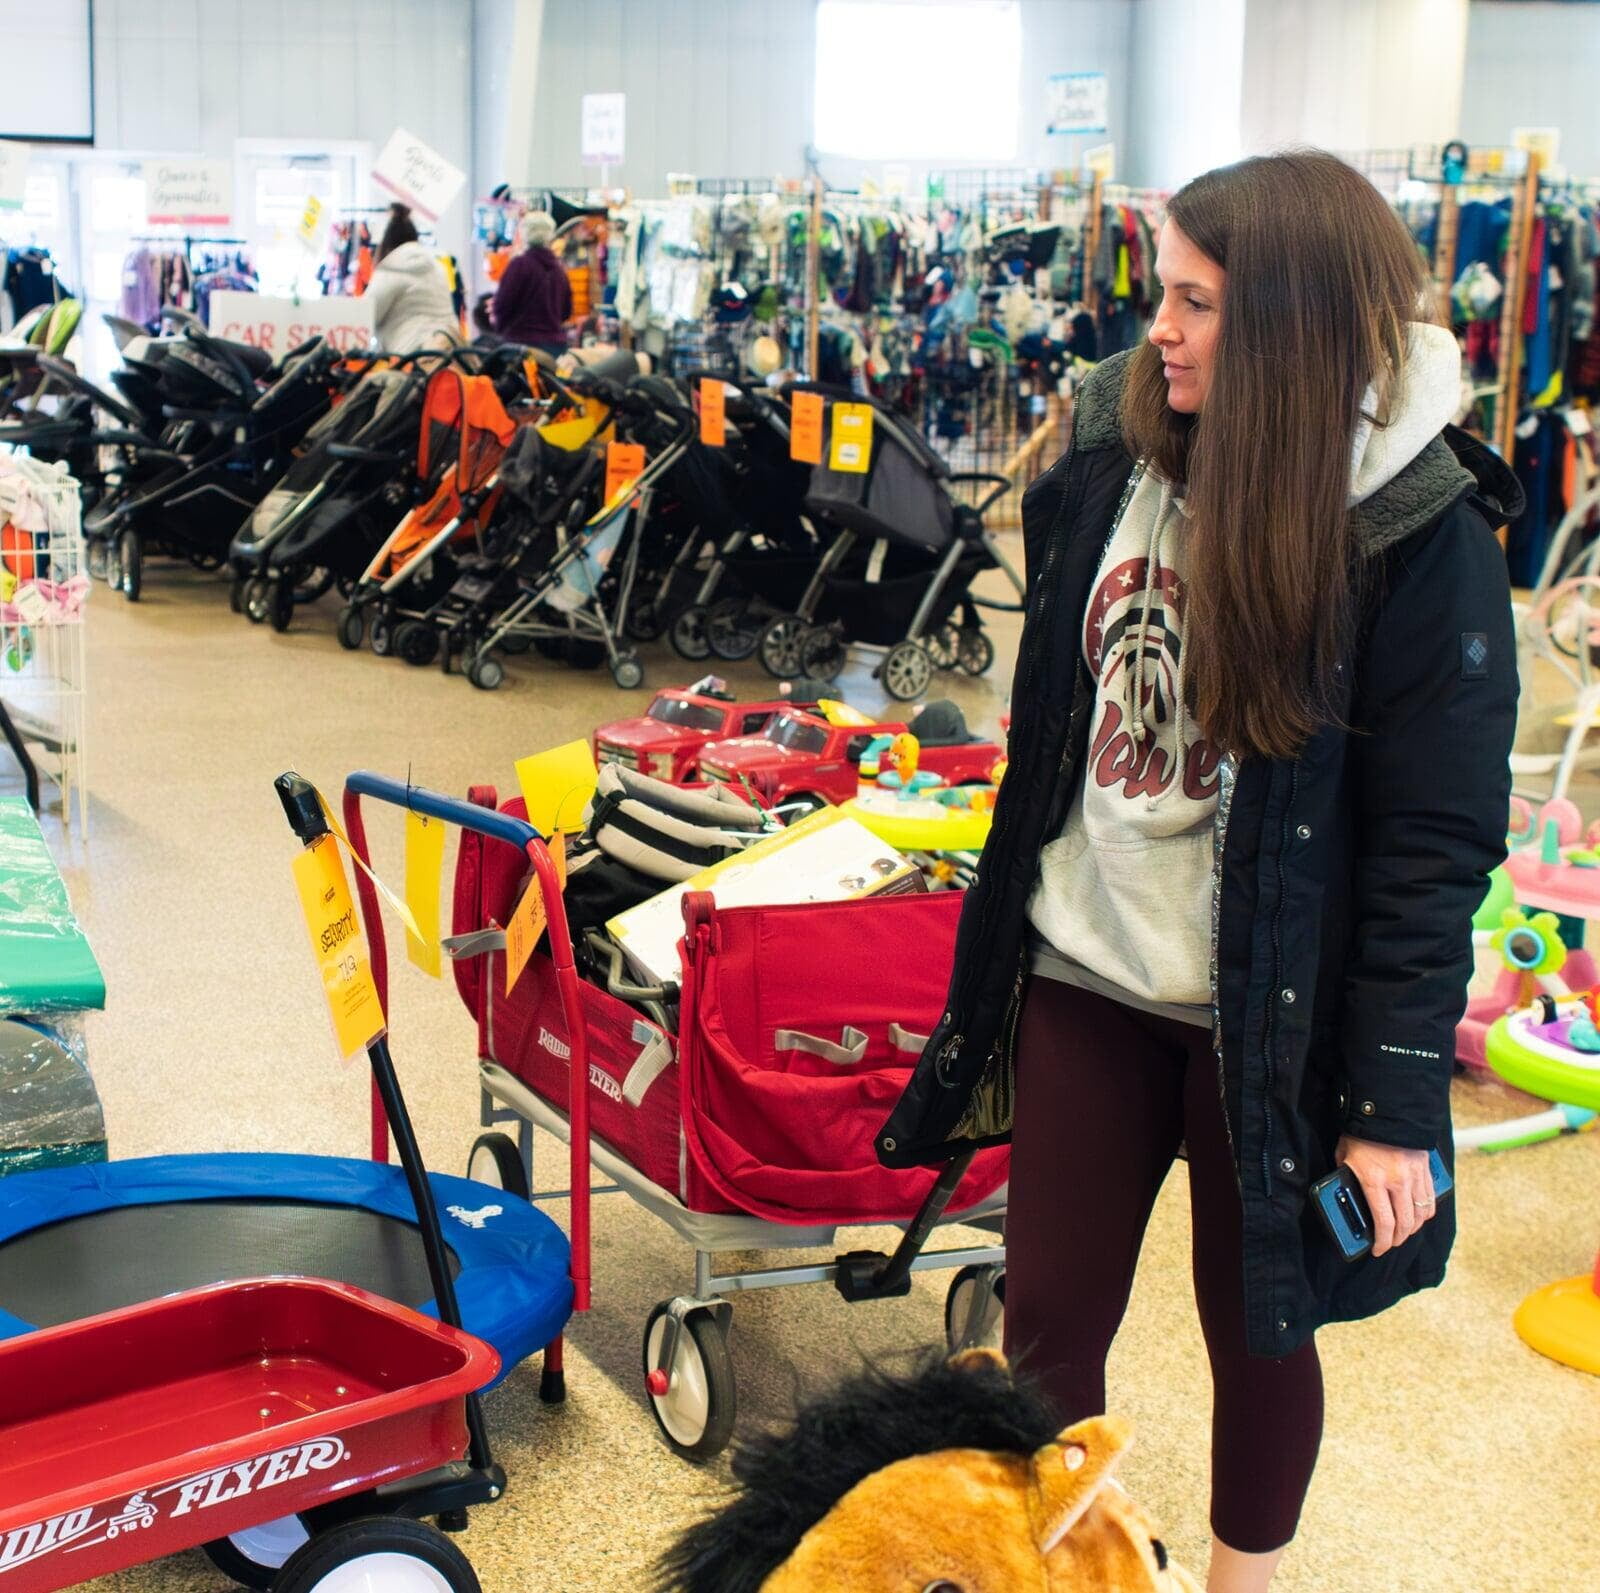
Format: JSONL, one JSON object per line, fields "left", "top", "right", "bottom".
{"left": 369, "top": 613, "right": 395, "bottom": 657}
{"left": 708, "top": 598, "right": 762, "bottom": 662}
{"left": 467, "top": 653, "right": 506, "bottom": 691}
{"left": 611, "top": 652, "right": 645, "bottom": 691}
{"left": 395, "top": 620, "right": 440, "bottom": 667}
{"left": 957, "top": 628, "right": 996, "bottom": 677}
{"left": 643, "top": 1303, "right": 736, "bottom": 1462}
{"left": 926, "top": 622, "right": 962, "bottom": 671}
{"left": 268, "top": 577, "right": 296, "bottom": 633}
{"left": 944, "top": 1264, "right": 1006, "bottom": 1353}
{"left": 228, "top": 574, "right": 247, "bottom": 615}
{"left": 335, "top": 605, "right": 365, "bottom": 651}
{"left": 244, "top": 575, "right": 272, "bottom": 624}
{"left": 86, "top": 539, "right": 109, "bottom": 583}
{"left": 626, "top": 598, "right": 664, "bottom": 643}
{"left": 797, "top": 626, "right": 847, "bottom": 682}
{"left": 187, "top": 549, "right": 224, "bottom": 573}
{"left": 117, "top": 528, "right": 142, "bottom": 602}
{"left": 292, "top": 566, "right": 335, "bottom": 605}
{"left": 467, "top": 1131, "right": 529, "bottom": 1201}
{"left": 669, "top": 604, "right": 712, "bottom": 661}
{"left": 757, "top": 615, "right": 806, "bottom": 679}
{"left": 881, "top": 639, "right": 933, "bottom": 702}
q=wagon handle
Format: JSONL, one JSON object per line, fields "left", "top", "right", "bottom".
{"left": 338, "top": 770, "right": 592, "bottom": 1316}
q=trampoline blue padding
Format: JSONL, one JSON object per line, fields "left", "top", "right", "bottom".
{"left": 0, "top": 1152, "right": 572, "bottom": 1388}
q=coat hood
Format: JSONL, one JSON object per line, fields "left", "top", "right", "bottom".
{"left": 1074, "top": 341, "right": 1524, "bottom": 560}
{"left": 375, "top": 240, "right": 437, "bottom": 277}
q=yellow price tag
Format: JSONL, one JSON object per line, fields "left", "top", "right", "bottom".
{"left": 505, "top": 832, "right": 567, "bottom": 995}
{"left": 829, "top": 402, "right": 874, "bottom": 474}
{"left": 403, "top": 810, "right": 446, "bottom": 977}
{"left": 292, "top": 833, "right": 385, "bottom": 1062}
{"left": 0, "top": 569, "right": 14, "bottom": 604}
{"left": 514, "top": 739, "right": 598, "bottom": 837}
{"left": 297, "top": 193, "right": 324, "bottom": 249}
{"left": 315, "top": 791, "right": 421, "bottom": 941}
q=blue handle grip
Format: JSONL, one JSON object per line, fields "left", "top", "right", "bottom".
{"left": 345, "top": 770, "right": 542, "bottom": 848}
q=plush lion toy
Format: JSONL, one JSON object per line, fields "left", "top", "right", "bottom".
{"left": 657, "top": 1347, "right": 1200, "bottom": 1592}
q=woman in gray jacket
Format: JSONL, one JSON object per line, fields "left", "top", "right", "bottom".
{"left": 368, "top": 204, "right": 459, "bottom": 353}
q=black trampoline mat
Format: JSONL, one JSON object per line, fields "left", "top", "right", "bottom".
{"left": 1, "top": 1200, "right": 461, "bottom": 1328}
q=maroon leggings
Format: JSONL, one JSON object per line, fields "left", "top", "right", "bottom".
{"left": 1005, "top": 976, "right": 1324, "bottom": 1554}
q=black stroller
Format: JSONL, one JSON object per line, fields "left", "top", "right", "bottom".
{"left": 82, "top": 327, "right": 338, "bottom": 600}
{"left": 754, "top": 384, "right": 1025, "bottom": 701}
{"left": 228, "top": 358, "right": 433, "bottom": 630}
{"left": 660, "top": 375, "right": 823, "bottom": 664}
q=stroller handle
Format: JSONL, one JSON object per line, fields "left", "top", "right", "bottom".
{"left": 339, "top": 771, "right": 592, "bottom": 1314}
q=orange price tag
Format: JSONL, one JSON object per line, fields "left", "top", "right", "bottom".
{"left": 505, "top": 831, "right": 568, "bottom": 995}
{"left": 698, "top": 377, "right": 727, "bottom": 447}
{"left": 790, "top": 390, "right": 824, "bottom": 464}
{"left": 291, "top": 833, "right": 386, "bottom": 1063}
{"left": 604, "top": 441, "right": 646, "bottom": 506}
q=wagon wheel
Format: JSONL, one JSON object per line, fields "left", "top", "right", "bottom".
{"left": 643, "top": 1302, "right": 736, "bottom": 1462}
{"left": 467, "top": 1131, "right": 529, "bottom": 1201}
{"left": 270, "top": 1517, "right": 479, "bottom": 1592}
{"left": 202, "top": 1515, "right": 311, "bottom": 1588}
{"left": 944, "top": 1264, "right": 1006, "bottom": 1353}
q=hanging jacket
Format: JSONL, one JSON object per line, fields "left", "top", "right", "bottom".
{"left": 878, "top": 345, "right": 1521, "bottom": 1356}
{"left": 367, "top": 241, "right": 460, "bottom": 353}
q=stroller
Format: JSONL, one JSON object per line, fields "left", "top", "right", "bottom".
{"left": 662, "top": 375, "right": 824, "bottom": 665}
{"left": 449, "top": 781, "right": 1008, "bottom": 1460}
{"left": 228, "top": 356, "right": 432, "bottom": 630}
{"left": 82, "top": 326, "right": 339, "bottom": 600}
{"left": 755, "top": 384, "right": 1025, "bottom": 701}
{"left": 449, "top": 368, "right": 698, "bottom": 691}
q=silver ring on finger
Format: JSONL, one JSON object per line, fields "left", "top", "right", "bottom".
{"left": 1413, "top": 1198, "right": 1434, "bottom": 1209}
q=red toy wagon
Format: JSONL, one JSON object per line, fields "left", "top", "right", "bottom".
{"left": 0, "top": 1278, "right": 499, "bottom": 1592}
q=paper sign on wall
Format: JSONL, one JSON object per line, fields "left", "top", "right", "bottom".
{"left": 604, "top": 441, "right": 646, "bottom": 506}
{"left": 0, "top": 140, "right": 29, "bottom": 211}
{"left": 208, "top": 290, "right": 374, "bottom": 356}
{"left": 1511, "top": 127, "right": 1561, "bottom": 169}
{"left": 829, "top": 402, "right": 874, "bottom": 474}
{"left": 790, "top": 390, "right": 825, "bottom": 464}
{"left": 403, "top": 810, "right": 446, "bottom": 978}
{"left": 1046, "top": 72, "right": 1108, "bottom": 136}
{"left": 291, "top": 833, "right": 386, "bottom": 1063}
{"left": 698, "top": 377, "right": 727, "bottom": 447}
{"left": 144, "top": 158, "right": 232, "bottom": 226}
{"left": 505, "top": 831, "right": 567, "bottom": 995}
{"left": 1082, "top": 143, "right": 1116, "bottom": 182}
{"left": 373, "top": 127, "right": 466, "bottom": 223}
{"left": 581, "top": 93, "right": 626, "bottom": 166}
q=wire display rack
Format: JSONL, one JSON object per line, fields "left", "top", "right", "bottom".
{"left": 0, "top": 447, "right": 89, "bottom": 835}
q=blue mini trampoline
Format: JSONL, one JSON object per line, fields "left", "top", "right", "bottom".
{"left": 0, "top": 1152, "right": 573, "bottom": 1387}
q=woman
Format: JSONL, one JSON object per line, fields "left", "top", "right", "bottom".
{"left": 367, "top": 203, "right": 459, "bottom": 353}
{"left": 491, "top": 210, "right": 572, "bottom": 356}
{"left": 879, "top": 152, "right": 1518, "bottom": 1591}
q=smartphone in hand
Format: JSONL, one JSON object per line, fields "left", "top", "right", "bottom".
{"left": 1310, "top": 1148, "right": 1452, "bottom": 1261}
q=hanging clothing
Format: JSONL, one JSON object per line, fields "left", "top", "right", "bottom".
{"left": 5, "top": 250, "right": 61, "bottom": 322}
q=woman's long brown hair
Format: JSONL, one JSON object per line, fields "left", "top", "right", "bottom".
{"left": 1123, "top": 150, "right": 1435, "bottom": 760}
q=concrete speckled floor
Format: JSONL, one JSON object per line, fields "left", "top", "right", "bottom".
{"left": 8, "top": 552, "right": 1600, "bottom": 1592}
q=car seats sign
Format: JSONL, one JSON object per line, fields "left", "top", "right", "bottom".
{"left": 372, "top": 127, "right": 466, "bottom": 223}
{"left": 207, "top": 290, "right": 374, "bottom": 356}
{"left": 143, "top": 159, "right": 232, "bottom": 226}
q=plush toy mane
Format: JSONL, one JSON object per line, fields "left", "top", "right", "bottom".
{"left": 654, "top": 1352, "right": 1064, "bottom": 1593}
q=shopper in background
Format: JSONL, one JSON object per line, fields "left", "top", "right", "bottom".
{"left": 490, "top": 211, "right": 572, "bottom": 357}
{"left": 880, "top": 151, "right": 1519, "bottom": 1592}
{"left": 368, "top": 203, "right": 460, "bottom": 353}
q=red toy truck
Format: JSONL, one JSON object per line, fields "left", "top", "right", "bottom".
{"left": 695, "top": 699, "right": 1002, "bottom": 811}
{"left": 593, "top": 676, "right": 825, "bottom": 784}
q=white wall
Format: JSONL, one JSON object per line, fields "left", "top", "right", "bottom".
{"left": 1462, "top": 0, "right": 1600, "bottom": 178}
{"left": 517, "top": 0, "right": 1133, "bottom": 194}
{"left": 1123, "top": 0, "right": 1246, "bottom": 191}
{"left": 89, "top": 0, "right": 474, "bottom": 257}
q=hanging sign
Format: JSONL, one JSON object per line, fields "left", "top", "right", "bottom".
{"left": 403, "top": 810, "right": 446, "bottom": 978}
{"left": 698, "top": 377, "right": 727, "bottom": 447}
{"left": 604, "top": 440, "right": 646, "bottom": 506}
{"left": 144, "top": 158, "right": 232, "bottom": 226}
{"left": 297, "top": 193, "right": 326, "bottom": 252}
{"left": 515, "top": 739, "right": 599, "bottom": 837}
{"left": 581, "top": 93, "right": 626, "bottom": 166}
{"left": 0, "top": 140, "right": 28, "bottom": 211}
{"left": 505, "top": 831, "right": 568, "bottom": 995}
{"left": 291, "top": 833, "right": 386, "bottom": 1063}
{"left": 828, "top": 402, "right": 874, "bottom": 474}
{"left": 1047, "top": 72, "right": 1108, "bottom": 136}
{"left": 208, "top": 290, "right": 374, "bottom": 356}
{"left": 790, "top": 390, "right": 825, "bottom": 464}
{"left": 372, "top": 127, "right": 466, "bottom": 223}
{"left": 1082, "top": 143, "right": 1116, "bottom": 182}
{"left": 1511, "top": 127, "right": 1561, "bottom": 169}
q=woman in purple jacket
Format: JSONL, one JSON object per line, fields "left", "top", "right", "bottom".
{"left": 491, "top": 212, "right": 572, "bottom": 356}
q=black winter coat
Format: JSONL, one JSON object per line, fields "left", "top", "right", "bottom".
{"left": 878, "top": 351, "right": 1521, "bottom": 1354}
